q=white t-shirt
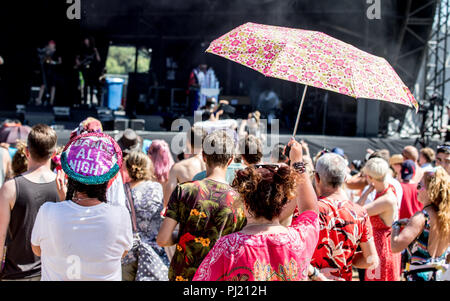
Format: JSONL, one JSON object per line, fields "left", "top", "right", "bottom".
{"left": 31, "top": 201, "right": 133, "bottom": 281}
{"left": 107, "top": 173, "right": 127, "bottom": 207}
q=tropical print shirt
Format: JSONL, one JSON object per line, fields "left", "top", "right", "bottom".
{"left": 310, "top": 197, "right": 373, "bottom": 281}
{"left": 165, "top": 179, "right": 246, "bottom": 281}
{"left": 193, "top": 210, "right": 319, "bottom": 281}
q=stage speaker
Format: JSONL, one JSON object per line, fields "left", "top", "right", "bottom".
{"left": 16, "top": 105, "right": 26, "bottom": 124}
{"left": 96, "top": 107, "right": 114, "bottom": 130}
{"left": 126, "top": 73, "right": 150, "bottom": 118}
{"left": 114, "top": 119, "right": 129, "bottom": 131}
{"left": 130, "top": 119, "right": 145, "bottom": 131}
{"left": 53, "top": 107, "right": 71, "bottom": 121}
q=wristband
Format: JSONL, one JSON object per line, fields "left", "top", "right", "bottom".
{"left": 292, "top": 161, "right": 307, "bottom": 174}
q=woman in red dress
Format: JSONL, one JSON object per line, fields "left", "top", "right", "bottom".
{"left": 359, "top": 158, "right": 401, "bottom": 281}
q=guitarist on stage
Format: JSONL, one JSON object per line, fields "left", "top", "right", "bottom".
{"left": 36, "top": 40, "right": 62, "bottom": 106}
{"left": 75, "top": 37, "right": 101, "bottom": 106}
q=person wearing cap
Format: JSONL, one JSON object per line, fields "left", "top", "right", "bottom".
{"left": 436, "top": 143, "right": 450, "bottom": 174}
{"left": 30, "top": 133, "right": 133, "bottom": 281}
{"left": 71, "top": 117, "right": 127, "bottom": 208}
{"left": 331, "top": 147, "right": 345, "bottom": 158}
{"left": 402, "top": 145, "right": 424, "bottom": 184}
{"left": 117, "top": 129, "right": 143, "bottom": 184}
{"left": 398, "top": 160, "right": 423, "bottom": 220}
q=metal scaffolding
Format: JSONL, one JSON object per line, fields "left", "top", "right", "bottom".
{"left": 421, "top": 0, "right": 450, "bottom": 140}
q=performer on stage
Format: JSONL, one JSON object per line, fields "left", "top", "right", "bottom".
{"left": 75, "top": 37, "right": 101, "bottom": 106}
{"left": 188, "top": 63, "right": 219, "bottom": 114}
{"left": 36, "top": 40, "right": 62, "bottom": 106}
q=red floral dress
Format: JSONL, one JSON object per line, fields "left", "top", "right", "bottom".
{"left": 193, "top": 211, "right": 319, "bottom": 281}
{"left": 365, "top": 185, "right": 401, "bottom": 281}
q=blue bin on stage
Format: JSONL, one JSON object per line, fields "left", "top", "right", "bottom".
{"left": 105, "top": 77, "right": 125, "bottom": 110}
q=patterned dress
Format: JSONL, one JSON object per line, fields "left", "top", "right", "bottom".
{"left": 365, "top": 185, "right": 401, "bottom": 281}
{"left": 405, "top": 209, "right": 450, "bottom": 281}
{"left": 125, "top": 181, "right": 169, "bottom": 281}
{"left": 311, "top": 197, "right": 373, "bottom": 281}
{"left": 193, "top": 211, "right": 319, "bottom": 281}
{"left": 165, "top": 179, "right": 246, "bottom": 281}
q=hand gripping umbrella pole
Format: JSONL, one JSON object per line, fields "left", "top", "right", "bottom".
{"left": 292, "top": 85, "right": 308, "bottom": 137}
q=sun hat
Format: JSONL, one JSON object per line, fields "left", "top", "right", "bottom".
{"left": 389, "top": 154, "right": 404, "bottom": 166}
{"left": 61, "top": 132, "right": 122, "bottom": 185}
{"left": 117, "top": 129, "right": 143, "bottom": 154}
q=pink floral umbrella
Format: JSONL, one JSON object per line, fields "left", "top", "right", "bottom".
{"left": 207, "top": 22, "right": 419, "bottom": 136}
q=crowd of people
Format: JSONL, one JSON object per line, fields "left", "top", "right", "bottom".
{"left": 0, "top": 115, "right": 449, "bottom": 281}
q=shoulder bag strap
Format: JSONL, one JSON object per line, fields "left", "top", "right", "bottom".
{"left": 124, "top": 183, "right": 138, "bottom": 233}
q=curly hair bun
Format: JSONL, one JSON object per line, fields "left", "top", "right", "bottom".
{"left": 232, "top": 165, "right": 297, "bottom": 221}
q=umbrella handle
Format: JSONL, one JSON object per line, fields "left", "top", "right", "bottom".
{"left": 292, "top": 85, "right": 308, "bottom": 137}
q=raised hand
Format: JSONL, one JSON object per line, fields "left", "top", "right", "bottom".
{"left": 56, "top": 169, "right": 68, "bottom": 201}
{"left": 287, "top": 138, "right": 303, "bottom": 164}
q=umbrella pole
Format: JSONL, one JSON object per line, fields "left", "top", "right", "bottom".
{"left": 292, "top": 85, "right": 308, "bottom": 137}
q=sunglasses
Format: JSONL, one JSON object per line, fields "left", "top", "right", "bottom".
{"left": 254, "top": 164, "right": 281, "bottom": 171}
{"left": 318, "top": 148, "right": 331, "bottom": 158}
{"left": 437, "top": 145, "right": 450, "bottom": 151}
{"left": 417, "top": 182, "right": 426, "bottom": 191}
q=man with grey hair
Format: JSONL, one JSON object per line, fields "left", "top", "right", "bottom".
{"left": 157, "top": 130, "right": 246, "bottom": 281}
{"left": 310, "top": 153, "right": 379, "bottom": 281}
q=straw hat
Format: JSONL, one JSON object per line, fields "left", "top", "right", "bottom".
{"left": 389, "top": 154, "right": 404, "bottom": 166}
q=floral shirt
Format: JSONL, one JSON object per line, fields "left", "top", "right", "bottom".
{"left": 165, "top": 179, "right": 246, "bottom": 281}
{"left": 193, "top": 210, "right": 319, "bottom": 281}
{"left": 310, "top": 197, "right": 373, "bottom": 281}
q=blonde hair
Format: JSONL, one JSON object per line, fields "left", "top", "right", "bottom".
{"left": 12, "top": 141, "right": 28, "bottom": 176}
{"left": 125, "top": 151, "right": 155, "bottom": 182}
{"left": 252, "top": 111, "right": 261, "bottom": 124}
{"left": 424, "top": 167, "right": 450, "bottom": 235}
{"left": 363, "top": 158, "right": 389, "bottom": 182}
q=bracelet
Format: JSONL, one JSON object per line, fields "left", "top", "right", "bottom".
{"left": 292, "top": 161, "right": 307, "bottom": 174}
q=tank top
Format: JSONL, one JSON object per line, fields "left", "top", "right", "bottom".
{"left": 0, "top": 149, "right": 5, "bottom": 187}
{"left": 0, "top": 175, "right": 59, "bottom": 279}
{"left": 406, "top": 208, "right": 450, "bottom": 281}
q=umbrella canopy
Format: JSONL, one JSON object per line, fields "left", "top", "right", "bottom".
{"left": 207, "top": 22, "right": 419, "bottom": 112}
{"left": 0, "top": 123, "right": 31, "bottom": 145}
